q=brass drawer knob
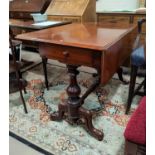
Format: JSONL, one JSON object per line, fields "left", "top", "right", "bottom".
{"left": 19, "top": 13, "right": 23, "bottom": 17}
{"left": 63, "top": 51, "right": 69, "bottom": 57}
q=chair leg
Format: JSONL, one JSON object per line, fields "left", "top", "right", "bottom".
{"left": 19, "top": 88, "right": 28, "bottom": 114}
{"left": 42, "top": 57, "right": 49, "bottom": 90}
{"left": 18, "top": 70, "right": 22, "bottom": 79}
{"left": 16, "top": 71, "right": 28, "bottom": 114}
{"left": 23, "top": 87, "right": 27, "bottom": 94}
{"left": 117, "top": 67, "right": 129, "bottom": 84}
{"left": 17, "top": 71, "right": 27, "bottom": 94}
{"left": 126, "top": 65, "right": 138, "bottom": 114}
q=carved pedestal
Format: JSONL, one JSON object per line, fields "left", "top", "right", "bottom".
{"left": 50, "top": 64, "right": 103, "bottom": 141}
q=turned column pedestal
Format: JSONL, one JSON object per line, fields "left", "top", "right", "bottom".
{"left": 50, "top": 64, "right": 104, "bottom": 141}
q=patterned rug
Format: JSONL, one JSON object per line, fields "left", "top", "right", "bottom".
{"left": 9, "top": 63, "right": 142, "bottom": 155}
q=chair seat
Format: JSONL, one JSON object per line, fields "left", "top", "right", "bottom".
{"left": 124, "top": 96, "right": 146, "bottom": 145}
{"left": 131, "top": 45, "right": 145, "bottom": 66}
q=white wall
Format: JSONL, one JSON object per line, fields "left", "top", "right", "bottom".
{"left": 96, "top": 0, "right": 140, "bottom": 12}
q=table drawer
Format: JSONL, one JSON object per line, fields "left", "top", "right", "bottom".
{"left": 39, "top": 44, "right": 101, "bottom": 67}
{"left": 98, "top": 15, "right": 130, "bottom": 24}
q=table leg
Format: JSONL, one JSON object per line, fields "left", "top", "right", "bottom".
{"left": 42, "top": 57, "right": 49, "bottom": 90}
{"left": 78, "top": 107, "right": 104, "bottom": 141}
{"left": 50, "top": 65, "right": 81, "bottom": 122}
{"left": 117, "top": 67, "right": 129, "bottom": 84}
{"left": 50, "top": 64, "right": 104, "bottom": 141}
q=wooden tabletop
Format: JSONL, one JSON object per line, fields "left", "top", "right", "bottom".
{"left": 16, "top": 22, "right": 137, "bottom": 51}
{"left": 9, "top": 19, "right": 71, "bottom": 30}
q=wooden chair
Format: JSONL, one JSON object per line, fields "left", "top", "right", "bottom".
{"left": 125, "top": 19, "right": 146, "bottom": 114}
{"left": 9, "top": 37, "right": 28, "bottom": 114}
